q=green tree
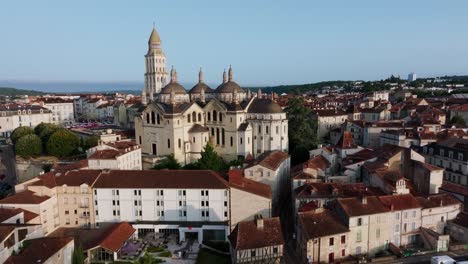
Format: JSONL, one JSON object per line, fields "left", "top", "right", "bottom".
{"left": 35, "top": 123, "right": 60, "bottom": 148}
{"left": 15, "top": 134, "right": 42, "bottom": 158}
{"left": 10, "top": 126, "right": 34, "bottom": 144}
{"left": 197, "top": 143, "right": 226, "bottom": 172}
{"left": 291, "top": 145, "right": 310, "bottom": 166}
{"left": 152, "top": 154, "right": 181, "bottom": 170}
{"left": 83, "top": 136, "right": 99, "bottom": 150}
{"left": 72, "top": 245, "right": 85, "bottom": 264}
{"left": 450, "top": 115, "right": 466, "bottom": 127}
{"left": 46, "top": 129, "right": 80, "bottom": 158}
{"left": 284, "top": 97, "right": 318, "bottom": 151}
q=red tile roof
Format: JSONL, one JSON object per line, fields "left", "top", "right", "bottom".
{"left": 416, "top": 193, "right": 462, "bottom": 209}
{"left": 336, "top": 131, "right": 356, "bottom": 149}
{"left": 245, "top": 150, "right": 289, "bottom": 171}
{"left": 229, "top": 176, "right": 272, "bottom": 199}
{"left": 378, "top": 194, "right": 422, "bottom": 211}
{"left": 0, "top": 208, "right": 23, "bottom": 223}
{"left": 93, "top": 170, "right": 229, "bottom": 189}
{"left": 337, "top": 196, "right": 389, "bottom": 217}
{"left": 440, "top": 181, "right": 468, "bottom": 197}
{"left": 298, "top": 210, "right": 349, "bottom": 239}
{"left": 4, "top": 237, "right": 73, "bottom": 264}
{"left": 88, "top": 149, "right": 122, "bottom": 159}
{"left": 0, "top": 190, "right": 50, "bottom": 205}
{"left": 298, "top": 201, "right": 318, "bottom": 213}
{"left": 229, "top": 217, "right": 284, "bottom": 250}
{"left": 0, "top": 225, "right": 15, "bottom": 243}
{"left": 452, "top": 212, "right": 468, "bottom": 228}
{"left": 51, "top": 160, "right": 88, "bottom": 173}
{"left": 96, "top": 222, "right": 135, "bottom": 252}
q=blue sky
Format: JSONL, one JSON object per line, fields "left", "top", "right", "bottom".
{"left": 1, "top": 0, "right": 467, "bottom": 86}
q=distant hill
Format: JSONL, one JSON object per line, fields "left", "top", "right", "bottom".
{"left": 0, "top": 87, "right": 45, "bottom": 97}
{"left": 246, "top": 80, "right": 353, "bottom": 95}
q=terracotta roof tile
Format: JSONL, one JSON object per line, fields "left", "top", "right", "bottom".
{"left": 416, "top": 193, "right": 461, "bottom": 209}
{"left": 93, "top": 170, "right": 229, "bottom": 189}
{"left": 245, "top": 150, "right": 289, "bottom": 171}
{"left": 88, "top": 149, "right": 122, "bottom": 159}
{"left": 97, "top": 222, "right": 135, "bottom": 252}
{"left": 378, "top": 194, "right": 422, "bottom": 211}
{"left": 0, "top": 225, "right": 15, "bottom": 243}
{"left": 0, "top": 208, "right": 23, "bottom": 223}
{"left": 0, "top": 190, "right": 50, "bottom": 205}
{"left": 229, "top": 217, "right": 284, "bottom": 250}
{"left": 298, "top": 210, "right": 349, "bottom": 239}
{"left": 4, "top": 237, "right": 73, "bottom": 264}
{"left": 440, "top": 181, "right": 468, "bottom": 197}
{"left": 337, "top": 196, "right": 389, "bottom": 217}
{"left": 452, "top": 212, "right": 468, "bottom": 228}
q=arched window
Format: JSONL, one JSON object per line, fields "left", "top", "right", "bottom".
{"left": 213, "top": 110, "right": 217, "bottom": 121}
{"left": 219, "top": 112, "right": 223, "bottom": 122}
{"left": 167, "top": 139, "right": 171, "bottom": 148}
{"left": 198, "top": 113, "right": 202, "bottom": 122}
{"left": 146, "top": 113, "right": 150, "bottom": 124}
{"left": 188, "top": 114, "right": 191, "bottom": 123}
{"left": 266, "top": 126, "right": 269, "bottom": 134}
{"left": 192, "top": 112, "right": 196, "bottom": 123}
{"left": 222, "top": 128, "right": 225, "bottom": 145}
{"left": 157, "top": 114, "right": 161, "bottom": 124}
{"left": 151, "top": 111, "right": 156, "bottom": 124}
{"left": 230, "top": 137, "right": 233, "bottom": 146}
{"left": 207, "top": 112, "right": 211, "bottom": 121}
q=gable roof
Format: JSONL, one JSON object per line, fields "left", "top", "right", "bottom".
{"left": 245, "top": 150, "right": 289, "bottom": 171}
{"left": 229, "top": 217, "right": 283, "bottom": 250}
{"left": 337, "top": 196, "right": 389, "bottom": 217}
{"left": 378, "top": 194, "right": 422, "bottom": 211}
{"left": 93, "top": 170, "right": 229, "bottom": 189}
{"left": 4, "top": 237, "right": 73, "bottom": 264}
{"left": 0, "top": 190, "right": 50, "bottom": 205}
{"left": 298, "top": 210, "right": 349, "bottom": 239}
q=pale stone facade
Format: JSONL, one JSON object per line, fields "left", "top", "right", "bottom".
{"left": 0, "top": 105, "right": 52, "bottom": 137}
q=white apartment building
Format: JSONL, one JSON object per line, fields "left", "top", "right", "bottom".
{"left": 311, "top": 109, "right": 348, "bottom": 140}
{"left": 244, "top": 150, "right": 290, "bottom": 213}
{"left": 421, "top": 138, "right": 468, "bottom": 186}
{"left": 0, "top": 104, "right": 52, "bottom": 137}
{"left": 93, "top": 170, "right": 230, "bottom": 242}
{"left": 87, "top": 140, "right": 142, "bottom": 170}
{"left": 39, "top": 98, "right": 75, "bottom": 125}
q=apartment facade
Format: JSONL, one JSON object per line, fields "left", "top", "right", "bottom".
{"left": 0, "top": 104, "right": 52, "bottom": 137}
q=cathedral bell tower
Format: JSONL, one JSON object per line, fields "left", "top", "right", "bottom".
{"left": 144, "top": 24, "right": 168, "bottom": 101}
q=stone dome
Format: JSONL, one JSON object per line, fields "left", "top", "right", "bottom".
{"left": 160, "top": 82, "right": 187, "bottom": 95}
{"left": 189, "top": 82, "right": 214, "bottom": 94}
{"left": 215, "top": 81, "right": 244, "bottom": 94}
{"left": 247, "top": 98, "right": 283, "bottom": 114}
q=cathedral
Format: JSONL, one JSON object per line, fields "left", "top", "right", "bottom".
{"left": 135, "top": 26, "right": 288, "bottom": 164}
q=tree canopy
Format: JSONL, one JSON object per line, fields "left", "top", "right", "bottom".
{"left": 450, "top": 115, "right": 466, "bottom": 127}
{"left": 152, "top": 154, "right": 181, "bottom": 170}
{"left": 284, "top": 97, "right": 318, "bottom": 151}
{"left": 197, "top": 143, "right": 225, "bottom": 172}
{"left": 15, "top": 134, "right": 42, "bottom": 158}
{"left": 10, "top": 126, "right": 34, "bottom": 144}
{"left": 35, "top": 123, "right": 60, "bottom": 147}
{"left": 46, "top": 129, "right": 80, "bottom": 158}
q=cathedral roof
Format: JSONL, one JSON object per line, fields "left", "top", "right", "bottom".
{"left": 155, "top": 102, "right": 192, "bottom": 114}
{"left": 189, "top": 82, "right": 214, "bottom": 94}
{"left": 160, "top": 82, "right": 188, "bottom": 95}
{"left": 188, "top": 124, "right": 209, "bottom": 133}
{"left": 148, "top": 27, "right": 161, "bottom": 44}
{"left": 247, "top": 98, "right": 283, "bottom": 114}
{"left": 215, "top": 81, "right": 244, "bottom": 94}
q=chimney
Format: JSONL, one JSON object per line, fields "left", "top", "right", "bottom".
{"left": 390, "top": 204, "right": 394, "bottom": 211}
{"left": 361, "top": 196, "right": 367, "bottom": 205}
{"left": 255, "top": 214, "right": 264, "bottom": 229}
{"left": 228, "top": 168, "right": 243, "bottom": 185}
{"left": 440, "top": 200, "right": 443, "bottom": 207}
